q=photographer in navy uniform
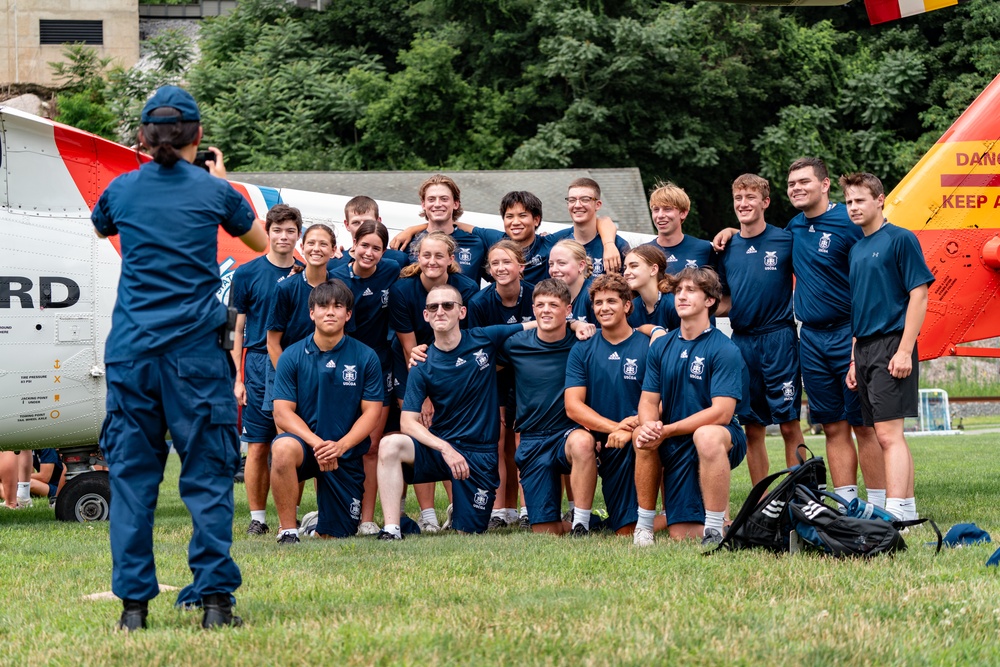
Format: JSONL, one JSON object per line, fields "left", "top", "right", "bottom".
{"left": 91, "top": 86, "right": 267, "bottom": 631}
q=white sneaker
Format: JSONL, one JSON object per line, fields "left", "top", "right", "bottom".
{"left": 357, "top": 521, "right": 380, "bottom": 536}
{"left": 17, "top": 497, "right": 33, "bottom": 509}
{"left": 633, "top": 526, "right": 655, "bottom": 547}
{"left": 298, "top": 510, "right": 319, "bottom": 537}
{"left": 417, "top": 516, "right": 441, "bottom": 533}
{"left": 441, "top": 504, "right": 454, "bottom": 530}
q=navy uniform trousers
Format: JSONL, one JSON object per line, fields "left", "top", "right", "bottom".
{"left": 100, "top": 332, "right": 242, "bottom": 604}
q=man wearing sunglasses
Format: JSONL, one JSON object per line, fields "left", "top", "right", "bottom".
{"left": 374, "top": 285, "right": 535, "bottom": 538}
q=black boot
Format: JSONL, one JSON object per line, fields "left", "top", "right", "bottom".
{"left": 201, "top": 593, "right": 243, "bottom": 629}
{"left": 116, "top": 599, "right": 148, "bottom": 631}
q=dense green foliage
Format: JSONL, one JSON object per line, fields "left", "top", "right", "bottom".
{"left": 52, "top": 0, "right": 999, "bottom": 233}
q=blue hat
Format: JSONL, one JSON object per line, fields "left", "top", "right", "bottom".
{"left": 987, "top": 546, "right": 1000, "bottom": 568}
{"left": 942, "top": 523, "right": 991, "bottom": 547}
{"left": 141, "top": 86, "right": 200, "bottom": 124}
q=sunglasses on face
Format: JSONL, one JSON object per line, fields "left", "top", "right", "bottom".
{"left": 425, "top": 301, "right": 460, "bottom": 312}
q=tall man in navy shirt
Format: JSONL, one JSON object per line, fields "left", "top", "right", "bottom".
{"left": 270, "top": 280, "right": 383, "bottom": 543}
{"left": 564, "top": 274, "right": 648, "bottom": 537}
{"left": 634, "top": 267, "right": 748, "bottom": 546}
{"left": 230, "top": 204, "right": 302, "bottom": 536}
{"left": 550, "top": 178, "right": 631, "bottom": 276}
{"left": 644, "top": 181, "right": 715, "bottom": 275}
{"left": 716, "top": 174, "right": 803, "bottom": 484}
{"left": 376, "top": 285, "right": 532, "bottom": 538}
{"left": 842, "top": 172, "right": 933, "bottom": 523}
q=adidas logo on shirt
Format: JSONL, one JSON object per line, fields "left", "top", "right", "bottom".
{"left": 608, "top": 352, "right": 621, "bottom": 360}
{"left": 666, "top": 254, "right": 678, "bottom": 263}
{"left": 507, "top": 315, "right": 517, "bottom": 324}
{"left": 746, "top": 246, "right": 757, "bottom": 254}
{"left": 680, "top": 350, "right": 688, "bottom": 359}
{"left": 808, "top": 225, "right": 815, "bottom": 233}
{"left": 362, "top": 288, "right": 374, "bottom": 296}
{"left": 325, "top": 360, "right": 336, "bottom": 368}
{"left": 455, "top": 357, "right": 466, "bottom": 367}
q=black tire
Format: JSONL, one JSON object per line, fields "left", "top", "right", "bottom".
{"left": 55, "top": 471, "right": 111, "bottom": 522}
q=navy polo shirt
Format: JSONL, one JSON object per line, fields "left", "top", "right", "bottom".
{"left": 645, "top": 235, "right": 716, "bottom": 275}
{"left": 403, "top": 324, "right": 523, "bottom": 447}
{"left": 571, "top": 278, "right": 596, "bottom": 324}
{"left": 717, "top": 224, "right": 795, "bottom": 335}
{"left": 267, "top": 272, "right": 322, "bottom": 350}
{"left": 272, "top": 334, "right": 383, "bottom": 460}
{"left": 231, "top": 256, "right": 301, "bottom": 354}
{"left": 328, "top": 248, "right": 408, "bottom": 273}
{"left": 329, "top": 259, "right": 400, "bottom": 365}
{"left": 849, "top": 222, "right": 935, "bottom": 339}
{"left": 565, "top": 330, "right": 648, "bottom": 423}
{"left": 388, "top": 273, "right": 480, "bottom": 345}
{"left": 550, "top": 228, "right": 631, "bottom": 276}
{"left": 628, "top": 293, "right": 680, "bottom": 331}
{"left": 406, "top": 228, "right": 489, "bottom": 283}
{"left": 468, "top": 281, "right": 535, "bottom": 327}
{"left": 788, "top": 203, "right": 863, "bottom": 328}
{"left": 91, "top": 160, "right": 255, "bottom": 362}
{"left": 501, "top": 329, "right": 578, "bottom": 434}
{"left": 642, "top": 327, "right": 748, "bottom": 447}
{"left": 470, "top": 228, "right": 555, "bottom": 285}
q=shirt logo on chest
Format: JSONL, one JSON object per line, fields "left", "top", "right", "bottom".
{"left": 474, "top": 349, "right": 490, "bottom": 370}
{"left": 685, "top": 259, "right": 698, "bottom": 268}
{"left": 325, "top": 360, "right": 336, "bottom": 369}
{"left": 458, "top": 247, "right": 472, "bottom": 264}
{"left": 342, "top": 365, "right": 357, "bottom": 384}
{"left": 680, "top": 349, "right": 688, "bottom": 359}
{"left": 506, "top": 315, "right": 517, "bottom": 324}
{"left": 381, "top": 289, "right": 389, "bottom": 306}
{"left": 666, "top": 254, "right": 678, "bottom": 263}
{"left": 872, "top": 252, "right": 880, "bottom": 258}
{"left": 623, "top": 358, "right": 638, "bottom": 379}
{"left": 819, "top": 233, "right": 832, "bottom": 253}
{"left": 746, "top": 246, "right": 757, "bottom": 254}
{"left": 690, "top": 356, "right": 705, "bottom": 380}
{"left": 608, "top": 351, "right": 621, "bottom": 360}
{"left": 456, "top": 357, "right": 467, "bottom": 367}
{"left": 362, "top": 287, "right": 374, "bottom": 297}
{"left": 593, "top": 258, "right": 605, "bottom": 275}
{"left": 764, "top": 251, "right": 778, "bottom": 269}
{"left": 528, "top": 254, "right": 544, "bottom": 266}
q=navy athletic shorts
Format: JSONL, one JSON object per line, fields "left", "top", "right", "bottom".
{"left": 855, "top": 333, "right": 920, "bottom": 426}
{"left": 593, "top": 433, "right": 638, "bottom": 531}
{"left": 515, "top": 429, "right": 573, "bottom": 525}
{"left": 242, "top": 351, "right": 277, "bottom": 443}
{"left": 732, "top": 325, "right": 802, "bottom": 426}
{"left": 659, "top": 424, "right": 747, "bottom": 526}
{"left": 403, "top": 438, "right": 499, "bottom": 534}
{"left": 799, "top": 323, "right": 863, "bottom": 426}
{"left": 272, "top": 433, "right": 365, "bottom": 538}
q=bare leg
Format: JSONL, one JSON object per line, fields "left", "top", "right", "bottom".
{"left": 853, "top": 424, "right": 885, "bottom": 491}
{"left": 564, "top": 430, "right": 597, "bottom": 511}
{"left": 823, "top": 420, "right": 858, "bottom": 488}
{"left": 744, "top": 423, "right": 768, "bottom": 485}
{"left": 361, "top": 406, "right": 390, "bottom": 523}
{"left": 779, "top": 419, "right": 804, "bottom": 467}
{"left": 694, "top": 425, "right": 734, "bottom": 515}
{"left": 377, "top": 434, "right": 417, "bottom": 528}
{"left": 874, "top": 419, "right": 912, "bottom": 500}
{"left": 245, "top": 442, "right": 271, "bottom": 514}
{"left": 270, "top": 437, "right": 305, "bottom": 532}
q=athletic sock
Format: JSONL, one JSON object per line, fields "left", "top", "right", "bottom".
{"left": 704, "top": 510, "right": 726, "bottom": 536}
{"left": 278, "top": 528, "right": 297, "bottom": 539}
{"left": 885, "top": 497, "right": 905, "bottom": 521}
{"left": 867, "top": 488, "right": 886, "bottom": 509}
{"left": 519, "top": 506, "right": 528, "bottom": 518}
{"left": 250, "top": 510, "right": 266, "bottom": 524}
{"left": 902, "top": 497, "right": 918, "bottom": 521}
{"left": 567, "top": 501, "right": 575, "bottom": 514}
{"left": 384, "top": 524, "right": 401, "bottom": 537}
{"left": 834, "top": 485, "right": 858, "bottom": 503}
{"left": 506, "top": 508, "right": 519, "bottom": 523}
{"left": 17, "top": 482, "right": 30, "bottom": 502}
{"left": 573, "top": 508, "right": 591, "bottom": 529}
{"left": 491, "top": 509, "right": 507, "bottom": 520}
{"left": 420, "top": 508, "right": 440, "bottom": 526}
{"left": 636, "top": 507, "right": 657, "bottom": 531}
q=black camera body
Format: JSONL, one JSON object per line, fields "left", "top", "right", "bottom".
{"left": 193, "top": 150, "right": 213, "bottom": 171}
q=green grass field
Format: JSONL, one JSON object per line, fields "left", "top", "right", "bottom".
{"left": 2, "top": 432, "right": 999, "bottom": 665}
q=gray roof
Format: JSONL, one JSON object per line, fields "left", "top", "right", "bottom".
{"left": 231, "top": 168, "right": 652, "bottom": 234}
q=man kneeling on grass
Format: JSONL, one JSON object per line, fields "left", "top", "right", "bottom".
{"left": 376, "top": 285, "right": 539, "bottom": 539}
{"left": 271, "top": 280, "right": 383, "bottom": 544}
{"left": 633, "top": 267, "right": 749, "bottom": 547}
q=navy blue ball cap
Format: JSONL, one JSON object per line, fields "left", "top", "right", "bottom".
{"left": 141, "top": 85, "right": 200, "bottom": 124}
{"left": 942, "top": 523, "right": 991, "bottom": 547}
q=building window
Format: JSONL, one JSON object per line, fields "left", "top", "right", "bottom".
{"left": 39, "top": 20, "right": 104, "bottom": 46}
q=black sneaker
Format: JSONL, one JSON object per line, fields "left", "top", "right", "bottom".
{"left": 234, "top": 456, "right": 246, "bottom": 484}
{"left": 570, "top": 522, "right": 590, "bottom": 538}
{"left": 701, "top": 527, "right": 723, "bottom": 547}
{"left": 246, "top": 519, "right": 269, "bottom": 536}
{"left": 518, "top": 515, "right": 530, "bottom": 530}
{"left": 376, "top": 530, "right": 403, "bottom": 541}
{"left": 201, "top": 593, "right": 243, "bottom": 629}
{"left": 116, "top": 599, "right": 148, "bottom": 632}
{"left": 487, "top": 515, "right": 509, "bottom": 530}
{"left": 276, "top": 532, "right": 300, "bottom": 545}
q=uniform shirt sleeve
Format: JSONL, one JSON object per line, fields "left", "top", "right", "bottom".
{"left": 467, "top": 295, "right": 488, "bottom": 328}
{"left": 231, "top": 266, "right": 250, "bottom": 314}
{"left": 614, "top": 234, "right": 631, "bottom": 258}
{"left": 564, "top": 343, "right": 588, "bottom": 389}
{"left": 472, "top": 227, "right": 506, "bottom": 247}
{"left": 388, "top": 282, "right": 414, "bottom": 334}
{"left": 401, "top": 364, "right": 429, "bottom": 413}
{"left": 716, "top": 247, "right": 730, "bottom": 295}
{"left": 91, "top": 189, "right": 119, "bottom": 237}
{"left": 896, "top": 230, "right": 935, "bottom": 291}
{"left": 482, "top": 323, "right": 524, "bottom": 348}
{"left": 362, "top": 350, "right": 384, "bottom": 403}
{"left": 642, "top": 339, "right": 665, "bottom": 394}
{"left": 219, "top": 185, "right": 256, "bottom": 238}
{"left": 709, "top": 343, "right": 745, "bottom": 401}
{"left": 272, "top": 349, "right": 298, "bottom": 403}
{"left": 267, "top": 285, "right": 291, "bottom": 333}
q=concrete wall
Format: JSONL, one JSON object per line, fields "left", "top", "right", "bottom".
{"left": 1, "top": 0, "right": 139, "bottom": 86}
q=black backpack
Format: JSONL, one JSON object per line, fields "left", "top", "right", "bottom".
{"left": 713, "top": 444, "right": 827, "bottom": 554}
{"left": 788, "top": 485, "right": 942, "bottom": 557}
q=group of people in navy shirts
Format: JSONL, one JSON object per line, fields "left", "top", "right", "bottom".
{"left": 90, "top": 84, "right": 934, "bottom": 632}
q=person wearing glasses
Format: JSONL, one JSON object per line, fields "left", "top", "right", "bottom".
{"left": 549, "top": 178, "right": 631, "bottom": 276}
{"left": 374, "top": 285, "right": 537, "bottom": 538}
